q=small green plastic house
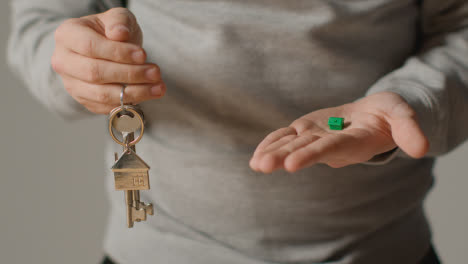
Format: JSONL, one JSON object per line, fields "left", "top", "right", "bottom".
{"left": 328, "top": 117, "right": 344, "bottom": 130}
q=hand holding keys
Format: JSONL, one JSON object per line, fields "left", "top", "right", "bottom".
{"left": 108, "top": 85, "right": 153, "bottom": 228}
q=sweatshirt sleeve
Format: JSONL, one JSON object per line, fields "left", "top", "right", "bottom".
{"left": 366, "top": 0, "right": 468, "bottom": 158}
{"left": 7, "top": 0, "right": 126, "bottom": 120}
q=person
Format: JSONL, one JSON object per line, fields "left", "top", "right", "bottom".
{"left": 7, "top": 0, "right": 468, "bottom": 263}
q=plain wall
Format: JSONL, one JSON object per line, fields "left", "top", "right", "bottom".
{"left": 0, "top": 1, "right": 467, "bottom": 263}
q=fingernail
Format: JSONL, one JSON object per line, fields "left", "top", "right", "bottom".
{"left": 146, "top": 68, "right": 158, "bottom": 81}
{"left": 151, "top": 84, "right": 163, "bottom": 96}
{"left": 132, "top": 50, "right": 145, "bottom": 63}
{"left": 112, "top": 24, "right": 130, "bottom": 34}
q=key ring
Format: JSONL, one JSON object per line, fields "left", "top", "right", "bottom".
{"left": 108, "top": 84, "right": 145, "bottom": 147}
{"left": 120, "top": 84, "right": 126, "bottom": 109}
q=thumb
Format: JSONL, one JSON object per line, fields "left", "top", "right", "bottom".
{"left": 98, "top": 7, "right": 142, "bottom": 45}
{"left": 387, "top": 101, "right": 430, "bottom": 158}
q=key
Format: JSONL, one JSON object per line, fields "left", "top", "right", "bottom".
{"left": 109, "top": 105, "right": 145, "bottom": 147}
{"left": 113, "top": 134, "right": 154, "bottom": 227}
{"left": 109, "top": 101, "right": 153, "bottom": 228}
{"left": 110, "top": 105, "right": 145, "bottom": 134}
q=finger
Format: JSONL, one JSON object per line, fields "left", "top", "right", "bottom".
{"left": 250, "top": 127, "right": 297, "bottom": 170}
{"left": 389, "top": 115, "right": 429, "bottom": 158}
{"left": 250, "top": 134, "right": 297, "bottom": 172}
{"left": 255, "top": 131, "right": 321, "bottom": 173}
{"left": 53, "top": 48, "right": 160, "bottom": 84}
{"left": 62, "top": 76, "right": 165, "bottom": 106}
{"left": 77, "top": 98, "right": 117, "bottom": 114}
{"left": 284, "top": 130, "right": 372, "bottom": 172}
{"left": 98, "top": 7, "right": 142, "bottom": 44}
{"left": 55, "top": 19, "right": 146, "bottom": 64}
{"left": 253, "top": 127, "right": 297, "bottom": 156}
{"left": 262, "top": 134, "right": 298, "bottom": 153}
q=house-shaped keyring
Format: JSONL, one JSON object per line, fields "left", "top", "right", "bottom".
{"left": 112, "top": 149, "right": 150, "bottom": 191}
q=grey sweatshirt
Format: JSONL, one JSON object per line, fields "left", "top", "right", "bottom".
{"left": 7, "top": 0, "right": 468, "bottom": 263}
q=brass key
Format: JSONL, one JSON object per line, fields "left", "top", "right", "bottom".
{"left": 113, "top": 133, "right": 154, "bottom": 227}
{"left": 108, "top": 86, "right": 153, "bottom": 228}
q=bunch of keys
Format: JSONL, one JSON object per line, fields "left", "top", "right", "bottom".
{"left": 108, "top": 85, "right": 153, "bottom": 228}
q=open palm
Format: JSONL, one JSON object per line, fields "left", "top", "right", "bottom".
{"left": 249, "top": 92, "right": 429, "bottom": 173}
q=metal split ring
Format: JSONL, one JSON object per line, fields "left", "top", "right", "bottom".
{"left": 120, "top": 84, "right": 126, "bottom": 109}
{"left": 108, "top": 84, "right": 145, "bottom": 147}
{"left": 108, "top": 106, "right": 145, "bottom": 147}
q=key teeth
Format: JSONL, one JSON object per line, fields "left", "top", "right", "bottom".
{"left": 130, "top": 203, "right": 154, "bottom": 223}
{"left": 132, "top": 207, "right": 147, "bottom": 222}
{"left": 145, "top": 203, "right": 154, "bottom": 216}
{"left": 138, "top": 202, "right": 153, "bottom": 216}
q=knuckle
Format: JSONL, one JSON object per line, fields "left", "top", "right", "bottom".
{"left": 96, "top": 90, "right": 111, "bottom": 104}
{"left": 109, "top": 44, "right": 123, "bottom": 61}
{"left": 54, "top": 19, "right": 73, "bottom": 42}
{"left": 87, "top": 62, "right": 102, "bottom": 82}
{"left": 125, "top": 67, "right": 139, "bottom": 82}
{"left": 80, "top": 37, "right": 96, "bottom": 56}
{"left": 50, "top": 53, "right": 62, "bottom": 73}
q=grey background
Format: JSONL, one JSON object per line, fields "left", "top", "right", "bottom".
{"left": 0, "top": 2, "right": 467, "bottom": 264}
